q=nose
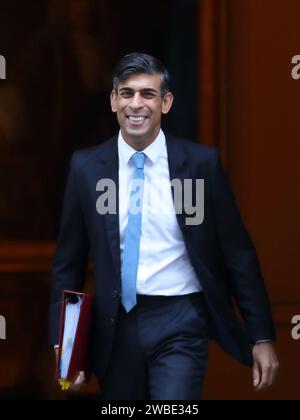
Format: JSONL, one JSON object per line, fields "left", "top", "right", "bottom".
{"left": 130, "top": 92, "right": 144, "bottom": 109}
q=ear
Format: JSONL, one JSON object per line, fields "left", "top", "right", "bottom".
{"left": 110, "top": 90, "right": 117, "bottom": 113}
{"left": 161, "top": 92, "right": 174, "bottom": 115}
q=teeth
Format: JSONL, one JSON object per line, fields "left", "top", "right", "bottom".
{"left": 128, "top": 116, "right": 146, "bottom": 122}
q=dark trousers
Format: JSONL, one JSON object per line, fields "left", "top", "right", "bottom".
{"left": 99, "top": 292, "right": 208, "bottom": 400}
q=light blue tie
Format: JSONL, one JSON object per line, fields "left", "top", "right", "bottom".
{"left": 121, "top": 152, "right": 146, "bottom": 312}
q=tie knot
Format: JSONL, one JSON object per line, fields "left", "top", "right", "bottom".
{"left": 132, "top": 152, "right": 146, "bottom": 169}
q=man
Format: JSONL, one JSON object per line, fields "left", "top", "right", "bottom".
{"left": 49, "top": 52, "right": 279, "bottom": 400}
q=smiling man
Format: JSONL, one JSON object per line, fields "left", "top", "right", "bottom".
{"left": 49, "top": 52, "right": 278, "bottom": 400}
{"left": 110, "top": 72, "right": 173, "bottom": 150}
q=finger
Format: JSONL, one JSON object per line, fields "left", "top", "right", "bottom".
{"left": 74, "top": 371, "right": 85, "bottom": 385}
{"left": 253, "top": 362, "right": 261, "bottom": 389}
{"left": 256, "top": 365, "right": 271, "bottom": 391}
{"left": 269, "top": 362, "right": 279, "bottom": 386}
{"left": 71, "top": 371, "right": 85, "bottom": 390}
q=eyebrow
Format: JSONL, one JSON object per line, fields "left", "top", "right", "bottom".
{"left": 118, "top": 87, "right": 158, "bottom": 94}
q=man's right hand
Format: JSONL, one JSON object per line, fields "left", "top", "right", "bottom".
{"left": 54, "top": 348, "right": 86, "bottom": 390}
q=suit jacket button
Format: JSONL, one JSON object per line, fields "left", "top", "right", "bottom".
{"left": 112, "top": 290, "right": 119, "bottom": 298}
{"left": 110, "top": 317, "right": 115, "bottom": 325}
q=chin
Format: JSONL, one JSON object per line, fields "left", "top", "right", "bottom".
{"left": 127, "top": 130, "right": 148, "bottom": 140}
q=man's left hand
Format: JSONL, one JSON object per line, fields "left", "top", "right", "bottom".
{"left": 252, "top": 342, "right": 279, "bottom": 391}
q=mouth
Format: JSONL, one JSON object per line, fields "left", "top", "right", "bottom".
{"left": 126, "top": 115, "right": 148, "bottom": 126}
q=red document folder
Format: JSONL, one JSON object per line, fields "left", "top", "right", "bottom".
{"left": 56, "top": 290, "right": 93, "bottom": 383}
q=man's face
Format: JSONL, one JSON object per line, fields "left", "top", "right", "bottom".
{"left": 110, "top": 73, "right": 173, "bottom": 149}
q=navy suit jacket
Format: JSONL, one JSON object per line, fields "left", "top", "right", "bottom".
{"left": 49, "top": 134, "right": 275, "bottom": 379}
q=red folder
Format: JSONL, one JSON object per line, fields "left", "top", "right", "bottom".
{"left": 56, "top": 290, "right": 93, "bottom": 383}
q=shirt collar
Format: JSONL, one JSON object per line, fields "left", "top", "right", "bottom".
{"left": 118, "top": 129, "right": 166, "bottom": 166}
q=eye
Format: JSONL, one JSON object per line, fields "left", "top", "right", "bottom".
{"left": 120, "top": 91, "right": 132, "bottom": 98}
{"left": 143, "top": 92, "right": 156, "bottom": 99}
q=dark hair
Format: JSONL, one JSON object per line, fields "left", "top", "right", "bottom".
{"left": 112, "top": 52, "right": 171, "bottom": 96}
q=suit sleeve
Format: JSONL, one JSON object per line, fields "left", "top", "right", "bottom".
{"left": 210, "top": 149, "right": 275, "bottom": 342}
{"left": 48, "top": 152, "right": 90, "bottom": 345}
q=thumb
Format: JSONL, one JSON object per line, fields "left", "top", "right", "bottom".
{"left": 253, "top": 362, "right": 260, "bottom": 388}
{"left": 71, "top": 371, "right": 85, "bottom": 390}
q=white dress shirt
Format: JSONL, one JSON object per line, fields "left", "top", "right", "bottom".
{"left": 118, "top": 129, "right": 202, "bottom": 296}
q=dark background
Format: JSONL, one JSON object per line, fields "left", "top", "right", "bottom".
{"left": 0, "top": 0, "right": 197, "bottom": 240}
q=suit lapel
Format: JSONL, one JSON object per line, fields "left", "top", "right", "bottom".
{"left": 166, "top": 135, "right": 191, "bottom": 233}
{"left": 98, "top": 136, "right": 121, "bottom": 277}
